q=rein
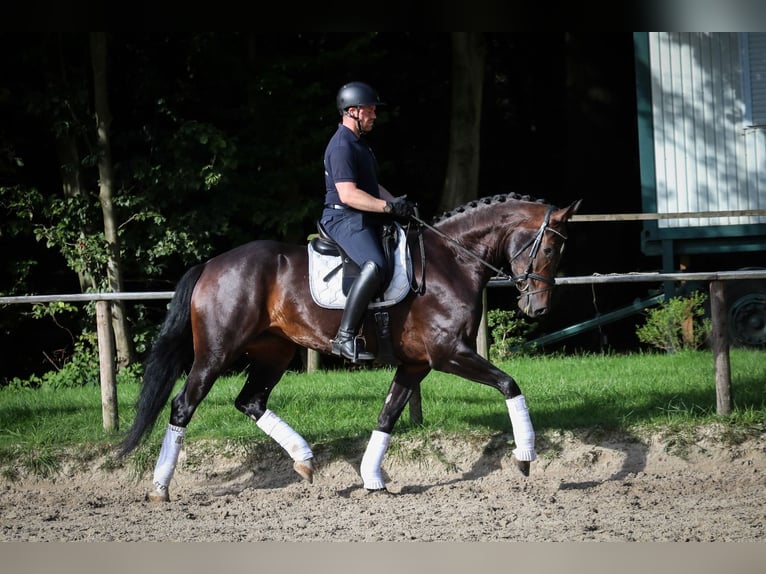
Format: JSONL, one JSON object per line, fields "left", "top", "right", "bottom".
{"left": 410, "top": 205, "right": 566, "bottom": 296}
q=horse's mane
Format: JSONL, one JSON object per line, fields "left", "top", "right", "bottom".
{"left": 431, "top": 192, "right": 551, "bottom": 224}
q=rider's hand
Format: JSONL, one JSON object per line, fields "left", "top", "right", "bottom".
{"left": 384, "top": 196, "right": 417, "bottom": 220}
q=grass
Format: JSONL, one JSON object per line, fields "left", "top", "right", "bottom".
{"left": 1, "top": 348, "right": 764, "bottom": 479}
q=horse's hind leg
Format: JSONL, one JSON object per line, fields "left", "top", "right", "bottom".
{"left": 234, "top": 338, "right": 315, "bottom": 483}
{"left": 360, "top": 364, "right": 430, "bottom": 492}
{"left": 147, "top": 360, "right": 225, "bottom": 502}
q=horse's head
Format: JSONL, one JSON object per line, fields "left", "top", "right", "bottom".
{"left": 507, "top": 199, "right": 581, "bottom": 318}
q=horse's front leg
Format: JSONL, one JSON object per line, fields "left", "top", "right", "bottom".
{"left": 433, "top": 344, "right": 536, "bottom": 475}
{"left": 360, "top": 364, "right": 430, "bottom": 491}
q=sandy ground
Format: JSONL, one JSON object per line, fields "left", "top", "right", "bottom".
{"left": 2, "top": 425, "right": 765, "bottom": 542}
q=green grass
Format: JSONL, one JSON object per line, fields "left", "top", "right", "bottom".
{"left": 1, "top": 349, "right": 764, "bottom": 479}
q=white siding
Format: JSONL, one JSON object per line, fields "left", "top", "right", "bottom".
{"left": 649, "top": 32, "right": 766, "bottom": 229}
{"left": 746, "top": 33, "right": 766, "bottom": 124}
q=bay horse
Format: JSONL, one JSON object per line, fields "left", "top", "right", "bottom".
{"left": 118, "top": 193, "right": 581, "bottom": 501}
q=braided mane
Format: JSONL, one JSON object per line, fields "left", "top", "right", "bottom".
{"left": 431, "top": 193, "right": 551, "bottom": 224}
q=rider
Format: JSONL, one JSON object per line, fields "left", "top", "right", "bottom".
{"left": 321, "top": 81, "right": 416, "bottom": 362}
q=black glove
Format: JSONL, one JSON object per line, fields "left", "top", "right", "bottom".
{"left": 384, "top": 196, "right": 417, "bottom": 220}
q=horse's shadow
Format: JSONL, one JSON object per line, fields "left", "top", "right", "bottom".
{"left": 553, "top": 431, "right": 649, "bottom": 490}
{"left": 200, "top": 431, "right": 649, "bottom": 497}
{"left": 202, "top": 444, "right": 312, "bottom": 496}
{"left": 203, "top": 438, "right": 371, "bottom": 496}
{"left": 397, "top": 430, "right": 649, "bottom": 494}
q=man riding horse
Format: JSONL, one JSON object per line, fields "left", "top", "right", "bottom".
{"left": 320, "top": 81, "right": 416, "bottom": 362}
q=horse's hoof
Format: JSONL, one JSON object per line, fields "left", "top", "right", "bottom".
{"left": 146, "top": 483, "right": 170, "bottom": 502}
{"left": 293, "top": 459, "right": 314, "bottom": 484}
{"left": 513, "top": 457, "right": 531, "bottom": 477}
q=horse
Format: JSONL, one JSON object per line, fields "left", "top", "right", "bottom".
{"left": 117, "top": 193, "right": 582, "bottom": 501}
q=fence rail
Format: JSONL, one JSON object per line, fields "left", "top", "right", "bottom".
{"left": 491, "top": 268, "right": 766, "bottom": 287}
{"left": 0, "top": 291, "right": 174, "bottom": 304}
{"left": 4, "top": 270, "right": 764, "bottom": 306}
{"left": 569, "top": 208, "right": 766, "bottom": 222}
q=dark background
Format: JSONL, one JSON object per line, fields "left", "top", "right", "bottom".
{"left": 0, "top": 33, "right": 689, "bottom": 380}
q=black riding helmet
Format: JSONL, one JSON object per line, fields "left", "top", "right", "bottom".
{"left": 336, "top": 81, "right": 386, "bottom": 115}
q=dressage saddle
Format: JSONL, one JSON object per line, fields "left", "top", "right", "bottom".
{"left": 311, "top": 220, "right": 398, "bottom": 298}
{"left": 311, "top": 220, "right": 401, "bottom": 365}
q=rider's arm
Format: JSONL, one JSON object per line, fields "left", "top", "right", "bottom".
{"left": 335, "top": 181, "right": 388, "bottom": 213}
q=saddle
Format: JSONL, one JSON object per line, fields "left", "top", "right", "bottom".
{"left": 307, "top": 221, "right": 412, "bottom": 309}
{"left": 307, "top": 221, "right": 413, "bottom": 365}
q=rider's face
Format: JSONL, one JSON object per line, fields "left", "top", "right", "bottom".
{"left": 350, "top": 105, "right": 377, "bottom": 131}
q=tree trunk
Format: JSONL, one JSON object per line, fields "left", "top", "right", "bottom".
{"left": 55, "top": 135, "right": 98, "bottom": 293}
{"left": 413, "top": 33, "right": 487, "bottom": 420}
{"left": 438, "top": 32, "right": 487, "bottom": 212}
{"left": 90, "top": 32, "right": 135, "bottom": 369}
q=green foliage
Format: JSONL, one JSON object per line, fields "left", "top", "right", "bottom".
{"left": 0, "top": 186, "right": 109, "bottom": 285}
{"left": 30, "top": 300, "right": 79, "bottom": 321}
{"left": 486, "top": 309, "right": 538, "bottom": 360}
{"left": 7, "top": 334, "right": 99, "bottom": 390}
{"left": 37, "top": 195, "right": 109, "bottom": 280}
{"left": 6, "top": 329, "right": 145, "bottom": 391}
{"left": 636, "top": 291, "right": 712, "bottom": 353}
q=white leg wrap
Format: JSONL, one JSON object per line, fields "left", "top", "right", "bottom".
{"left": 152, "top": 424, "right": 186, "bottom": 488}
{"left": 360, "top": 430, "right": 390, "bottom": 490}
{"left": 506, "top": 395, "right": 536, "bottom": 461}
{"left": 256, "top": 409, "right": 313, "bottom": 462}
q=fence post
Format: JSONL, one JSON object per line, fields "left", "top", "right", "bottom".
{"left": 96, "top": 300, "right": 119, "bottom": 431}
{"left": 709, "top": 281, "right": 732, "bottom": 415}
{"left": 477, "top": 288, "right": 488, "bottom": 359}
{"left": 306, "top": 348, "right": 320, "bottom": 373}
{"left": 409, "top": 383, "right": 423, "bottom": 426}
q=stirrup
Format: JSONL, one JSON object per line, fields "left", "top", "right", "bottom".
{"left": 331, "top": 333, "right": 375, "bottom": 363}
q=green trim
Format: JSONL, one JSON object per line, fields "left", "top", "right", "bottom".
{"left": 644, "top": 223, "right": 766, "bottom": 242}
{"left": 642, "top": 230, "right": 766, "bottom": 256}
{"left": 633, "top": 32, "right": 659, "bottom": 250}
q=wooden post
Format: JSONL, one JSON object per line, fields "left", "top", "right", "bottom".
{"left": 306, "top": 348, "right": 320, "bottom": 373}
{"left": 477, "top": 288, "right": 488, "bottom": 359}
{"left": 96, "top": 300, "right": 119, "bottom": 431}
{"left": 709, "top": 281, "right": 732, "bottom": 415}
{"left": 409, "top": 383, "right": 423, "bottom": 426}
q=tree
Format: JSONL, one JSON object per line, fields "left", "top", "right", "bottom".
{"left": 90, "top": 32, "right": 134, "bottom": 368}
{"left": 438, "top": 33, "right": 486, "bottom": 212}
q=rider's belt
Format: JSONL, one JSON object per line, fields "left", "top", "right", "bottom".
{"left": 324, "top": 204, "right": 349, "bottom": 210}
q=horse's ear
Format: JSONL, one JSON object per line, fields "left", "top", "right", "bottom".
{"left": 554, "top": 199, "right": 582, "bottom": 223}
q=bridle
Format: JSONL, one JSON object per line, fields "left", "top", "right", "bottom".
{"left": 507, "top": 206, "right": 567, "bottom": 295}
{"left": 409, "top": 205, "right": 568, "bottom": 298}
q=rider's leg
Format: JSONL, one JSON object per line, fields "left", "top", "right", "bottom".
{"left": 332, "top": 260, "right": 384, "bottom": 363}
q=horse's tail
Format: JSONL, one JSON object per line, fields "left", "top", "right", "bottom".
{"left": 116, "top": 263, "right": 205, "bottom": 458}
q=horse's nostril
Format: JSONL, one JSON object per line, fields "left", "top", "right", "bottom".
{"left": 534, "top": 307, "right": 548, "bottom": 317}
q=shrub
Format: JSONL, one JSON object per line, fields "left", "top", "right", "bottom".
{"left": 486, "top": 309, "right": 537, "bottom": 360}
{"left": 636, "top": 291, "right": 712, "bottom": 352}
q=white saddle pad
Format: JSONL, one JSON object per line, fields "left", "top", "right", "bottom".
{"left": 308, "top": 225, "right": 412, "bottom": 309}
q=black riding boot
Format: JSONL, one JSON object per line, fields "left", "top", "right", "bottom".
{"left": 332, "top": 261, "right": 384, "bottom": 363}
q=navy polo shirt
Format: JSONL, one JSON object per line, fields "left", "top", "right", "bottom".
{"left": 323, "top": 124, "right": 381, "bottom": 205}
{"left": 320, "top": 124, "right": 387, "bottom": 270}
